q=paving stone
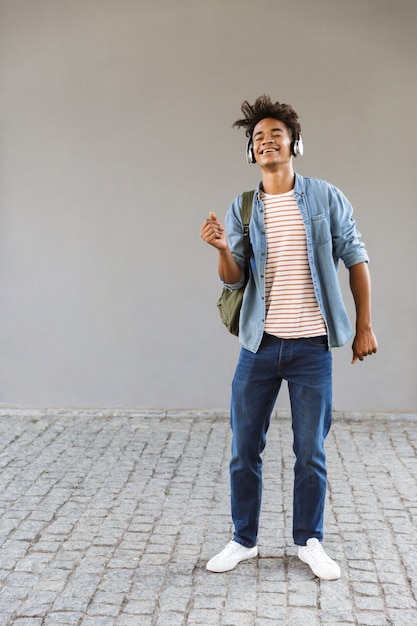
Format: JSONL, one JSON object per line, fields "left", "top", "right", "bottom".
{"left": 0, "top": 411, "right": 415, "bottom": 624}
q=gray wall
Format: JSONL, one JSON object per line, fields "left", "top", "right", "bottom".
{"left": 0, "top": 0, "right": 416, "bottom": 412}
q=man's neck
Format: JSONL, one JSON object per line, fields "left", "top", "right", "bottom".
{"left": 261, "top": 167, "right": 295, "bottom": 195}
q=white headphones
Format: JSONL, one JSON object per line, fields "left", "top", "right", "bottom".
{"left": 246, "top": 135, "right": 304, "bottom": 164}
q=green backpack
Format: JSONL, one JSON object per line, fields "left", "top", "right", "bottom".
{"left": 217, "top": 190, "right": 254, "bottom": 336}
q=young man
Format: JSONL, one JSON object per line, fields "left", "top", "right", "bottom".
{"left": 200, "top": 95, "right": 378, "bottom": 580}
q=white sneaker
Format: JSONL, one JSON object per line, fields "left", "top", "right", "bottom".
{"left": 298, "top": 538, "right": 341, "bottom": 580}
{"left": 206, "top": 540, "right": 258, "bottom": 573}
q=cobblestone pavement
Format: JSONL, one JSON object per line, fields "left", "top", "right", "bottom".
{"left": 0, "top": 409, "right": 416, "bottom": 626}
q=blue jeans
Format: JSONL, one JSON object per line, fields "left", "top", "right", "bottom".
{"left": 230, "top": 333, "right": 332, "bottom": 548}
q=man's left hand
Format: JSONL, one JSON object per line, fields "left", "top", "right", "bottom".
{"left": 351, "top": 329, "right": 378, "bottom": 364}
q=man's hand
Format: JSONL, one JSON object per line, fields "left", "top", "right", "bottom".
{"left": 351, "top": 328, "right": 378, "bottom": 364}
{"left": 200, "top": 212, "right": 228, "bottom": 251}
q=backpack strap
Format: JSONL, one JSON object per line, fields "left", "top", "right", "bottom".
{"left": 241, "top": 190, "right": 254, "bottom": 227}
{"left": 240, "top": 189, "right": 255, "bottom": 275}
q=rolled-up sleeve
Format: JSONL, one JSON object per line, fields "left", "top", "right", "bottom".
{"left": 329, "top": 186, "right": 369, "bottom": 268}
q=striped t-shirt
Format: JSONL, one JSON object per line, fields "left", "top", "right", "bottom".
{"left": 261, "top": 189, "right": 326, "bottom": 338}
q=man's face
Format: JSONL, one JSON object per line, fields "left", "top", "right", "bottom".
{"left": 252, "top": 118, "right": 293, "bottom": 168}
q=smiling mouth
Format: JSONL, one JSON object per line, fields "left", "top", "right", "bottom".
{"left": 261, "top": 148, "right": 277, "bottom": 154}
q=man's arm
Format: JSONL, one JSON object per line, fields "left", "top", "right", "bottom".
{"left": 200, "top": 211, "right": 243, "bottom": 284}
{"left": 349, "top": 262, "right": 378, "bottom": 364}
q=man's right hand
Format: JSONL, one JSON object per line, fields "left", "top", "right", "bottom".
{"left": 200, "top": 212, "right": 228, "bottom": 251}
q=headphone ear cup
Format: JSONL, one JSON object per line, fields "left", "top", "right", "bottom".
{"left": 292, "top": 136, "right": 304, "bottom": 157}
{"left": 246, "top": 137, "right": 256, "bottom": 164}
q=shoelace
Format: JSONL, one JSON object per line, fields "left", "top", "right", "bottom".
{"left": 305, "top": 542, "right": 331, "bottom": 564}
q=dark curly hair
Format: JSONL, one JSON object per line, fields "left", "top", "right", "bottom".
{"left": 233, "top": 94, "right": 301, "bottom": 140}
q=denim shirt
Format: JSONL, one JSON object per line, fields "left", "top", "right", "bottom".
{"left": 223, "top": 173, "right": 369, "bottom": 352}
